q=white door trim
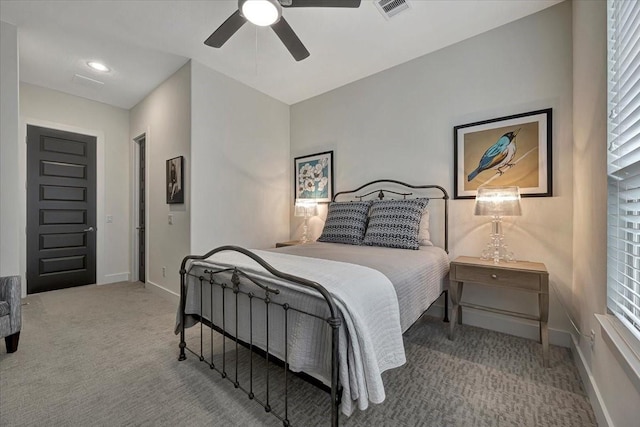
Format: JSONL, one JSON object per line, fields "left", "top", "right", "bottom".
{"left": 19, "top": 117, "right": 105, "bottom": 297}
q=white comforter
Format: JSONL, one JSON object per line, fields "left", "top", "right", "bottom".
{"left": 179, "top": 249, "right": 406, "bottom": 416}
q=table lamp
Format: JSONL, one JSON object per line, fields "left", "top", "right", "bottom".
{"left": 294, "top": 199, "right": 318, "bottom": 243}
{"left": 474, "top": 186, "right": 522, "bottom": 263}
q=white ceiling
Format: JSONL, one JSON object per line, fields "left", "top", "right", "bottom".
{"left": 0, "top": 0, "right": 563, "bottom": 109}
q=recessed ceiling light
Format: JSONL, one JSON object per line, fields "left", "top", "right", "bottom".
{"left": 87, "top": 61, "right": 110, "bottom": 72}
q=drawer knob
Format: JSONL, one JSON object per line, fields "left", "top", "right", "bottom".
{"left": 491, "top": 274, "right": 498, "bottom": 279}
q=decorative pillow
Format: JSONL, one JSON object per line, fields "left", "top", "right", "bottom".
{"left": 418, "top": 209, "right": 433, "bottom": 246}
{"left": 317, "top": 201, "right": 373, "bottom": 245}
{"left": 363, "top": 198, "right": 429, "bottom": 250}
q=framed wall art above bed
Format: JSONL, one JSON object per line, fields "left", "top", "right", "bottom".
{"left": 294, "top": 151, "right": 333, "bottom": 203}
{"left": 454, "top": 108, "right": 552, "bottom": 199}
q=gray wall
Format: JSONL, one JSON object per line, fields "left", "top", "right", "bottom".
{"left": 130, "top": 62, "right": 191, "bottom": 296}
{"left": 572, "top": 1, "right": 640, "bottom": 426}
{"left": 190, "top": 61, "right": 290, "bottom": 254}
{"left": 0, "top": 21, "right": 19, "bottom": 277}
{"left": 129, "top": 59, "right": 290, "bottom": 297}
{"left": 290, "top": 2, "right": 574, "bottom": 343}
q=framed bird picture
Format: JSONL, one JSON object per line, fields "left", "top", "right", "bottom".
{"left": 453, "top": 108, "right": 552, "bottom": 199}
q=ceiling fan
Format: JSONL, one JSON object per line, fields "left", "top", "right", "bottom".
{"left": 204, "top": 0, "right": 362, "bottom": 61}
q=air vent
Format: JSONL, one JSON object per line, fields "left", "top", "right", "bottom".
{"left": 374, "top": 0, "right": 410, "bottom": 20}
{"left": 72, "top": 74, "right": 104, "bottom": 90}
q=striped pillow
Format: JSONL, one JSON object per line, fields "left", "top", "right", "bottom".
{"left": 318, "top": 201, "right": 373, "bottom": 245}
{"left": 363, "top": 198, "right": 429, "bottom": 250}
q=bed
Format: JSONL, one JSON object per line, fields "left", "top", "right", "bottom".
{"left": 176, "top": 180, "right": 450, "bottom": 426}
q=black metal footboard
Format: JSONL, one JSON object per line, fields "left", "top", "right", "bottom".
{"left": 178, "top": 246, "right": 342, "bottom": 427}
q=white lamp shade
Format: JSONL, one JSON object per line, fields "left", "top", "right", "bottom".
{"left": 474, "top": 186, "right": 522, "bottom": 216}
{"left": 294, "top": 199, "right": 318, "bottom": 217}
{"left": 240, "top": 0, "right": 281, "bottom": 26}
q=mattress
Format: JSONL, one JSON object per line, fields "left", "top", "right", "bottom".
{"left": 269, "top": 242, "right": 450, "bottom": 332}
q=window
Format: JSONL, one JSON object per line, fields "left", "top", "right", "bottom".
{"left": 607, "top": 0, "right": 640, "bottom": 341}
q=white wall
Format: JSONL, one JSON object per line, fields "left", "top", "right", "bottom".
{"left": 20, "top": 83, "right": 131, "bottom": 285}
{"left": 572, "top": 0, "right": 607, "bottom": 375}
{"left": 0, "top": 21, "right": 20, "bottom": 277}
{"left": 129, "top": 59, "right": 289, "bottom": 298}
{"left": 130, "top": 61, "right": 191, "bottom": 297}
{"left": 572, "top": 1, "right": 640, "bottom": 426}
{"left": 290, "top": 2, "right": 573, "bottom": 344}
{"left": 190, "top": 60, "right": 290, "bottom": 254}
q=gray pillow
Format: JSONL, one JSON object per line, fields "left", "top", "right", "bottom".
{"left": 363, "top": 198, "right": 429, "bottom": 250}
{"left": 318, "top": 201, "right": 373, "bottom": 245}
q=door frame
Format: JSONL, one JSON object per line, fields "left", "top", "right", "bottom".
{"left": 131, "top": 131, "right": 149, "bottom": 284}
{"left": 19, "top": 117, "right": 105, "bottom": 298}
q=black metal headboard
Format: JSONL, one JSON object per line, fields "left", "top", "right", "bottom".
{"left": 332, "top": 179, "right": 449, "bottom": 253}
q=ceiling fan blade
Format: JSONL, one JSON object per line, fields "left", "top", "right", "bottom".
{"left": 282, "top": 0, "right": 361, "bottom": 7}
{"left": 271, "top": 17, "right": 310, "bottom": 61}
{"left": 204, "top": 10, "right": 247, "bottom": 48}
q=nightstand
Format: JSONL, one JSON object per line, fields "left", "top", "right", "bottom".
{"left": 275, "top": 240, "right": 302, "bottom": 248}
{"left": 448, "top": 256, "right": 550, "bottom": 367}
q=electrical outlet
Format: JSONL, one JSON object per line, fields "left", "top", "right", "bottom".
{"left": 168, "top": 214, "right": 173, "bottom": 225}
{"left": 162, "top": 267, "right": 166, "bottom": 277}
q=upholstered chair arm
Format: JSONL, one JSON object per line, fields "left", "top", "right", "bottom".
{"left": 0, "top": 276, "right": 22, "bottom": 334}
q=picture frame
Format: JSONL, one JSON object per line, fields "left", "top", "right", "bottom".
{"left": 294, "top": 151, "right": 334, "bottom": 203}
{"left": 166, "top": 156, "right": 184, "bottom": 204}
{"left": 454, "top": 108, "right": 552, "bottom": 199}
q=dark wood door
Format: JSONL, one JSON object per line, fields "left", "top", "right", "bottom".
{"left": 138, "top": 137, "right": 146, "bottom": 283}
{"left": 27, "top": 125, "right": 97, "bottom": 294}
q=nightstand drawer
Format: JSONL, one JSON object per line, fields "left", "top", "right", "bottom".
{"left": 452, "top": 264, "right": 541, "bottom": 291}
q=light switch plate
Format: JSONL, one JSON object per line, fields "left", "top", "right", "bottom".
{"left": 106, "top": 215, "right": 113, "bottom": 223}
{"left": 168, "top": 214, "right": 173, "bottom": 225}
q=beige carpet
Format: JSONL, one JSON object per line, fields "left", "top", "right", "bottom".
{"left": 0, "top": 282, "right": 596, "bottom": 426}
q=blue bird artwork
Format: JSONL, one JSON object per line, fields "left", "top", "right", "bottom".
{"left": 467, "top": 128, "right": 521, "bottom": 182}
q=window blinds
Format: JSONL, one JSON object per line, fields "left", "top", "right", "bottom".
{"left": 607, "top": 0, "right": 640, "bottom": 341}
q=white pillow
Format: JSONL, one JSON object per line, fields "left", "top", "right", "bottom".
{"left": 418, "top": 209, "right": 433, "bottom": 246}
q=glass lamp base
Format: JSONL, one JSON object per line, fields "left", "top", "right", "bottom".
{"left": 301, "top": 217, "right": 311, "bottom": 244}
{"left": 480, "top": 216, "right": 516, "bottom": 263}
{"left": 480, "top": 241, "right": 516, "bottom": 263}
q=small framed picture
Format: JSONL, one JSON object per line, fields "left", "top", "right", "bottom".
{"left": 294, "top": 151, "right": 333, "bottom": 203}
{"left": 454, "top": 108, "right": 552, "bottom": 199}
{"left": 166, "top": 156, "right": 184, "bottom": 204}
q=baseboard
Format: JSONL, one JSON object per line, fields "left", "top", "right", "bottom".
{"left": 426, "top": 303, "right": 572, "bottom": 348}
{"left": 101, "top": 272, "right": 130, "bottom": 284}
{"left": 570, "top": 335, "right": 614, "bottom": 427}
{"left": 145, "top": 280, "right": 180, "bottom": 305}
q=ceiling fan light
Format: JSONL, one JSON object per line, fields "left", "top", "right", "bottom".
{"left": 241, "top": 0, "right": 281, "bottom": 26}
